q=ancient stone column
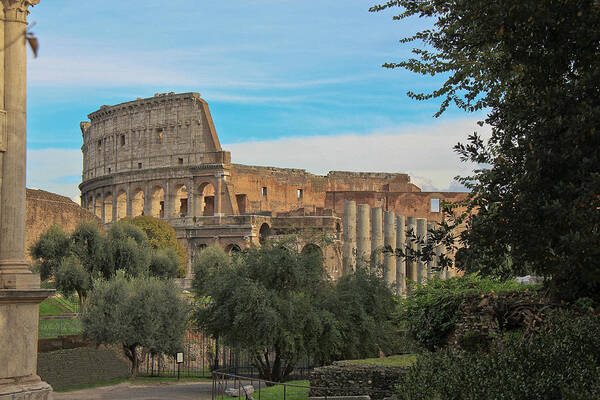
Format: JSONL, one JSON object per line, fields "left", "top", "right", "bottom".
{"left": 427, "top": 221, "right": 436, "bottom": 280}
{"left": 143, "top": 187, "right": 152, "bottom": 216}
{"left": 0, "top": 1, "right": 53, "bottom": 398}
{"left": 370, "top": 207, "right": 383, "bottom": 269}
{"left": 342, "top": 200, "right": 356, "bottom": 274}
{"left": 406, "top": 216, "right": 417, "bottom": 283}
{"left": 126, "top": 188, "right": 133, "bottom": 218}
{"left": 214, "top": 174, "right": 223, "bottom": 216}
{"left": 356, "top": 204, "right": 370, "bottom": 266}
{"left": 396, "top": 215, "right": 406, "bottom": 296}
{"left": 416, "top": 218, "right": 427, "bottom": 284}
{"left": 383, "top": 210, "right": 396, "bottom": 288}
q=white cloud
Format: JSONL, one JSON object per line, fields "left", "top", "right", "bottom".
{"left": 224, "top": 118, "right": 491, "bottom": 192}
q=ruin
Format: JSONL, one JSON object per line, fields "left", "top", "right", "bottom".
{"left": 79, "top": 92, "right": 468, "bottom": 283}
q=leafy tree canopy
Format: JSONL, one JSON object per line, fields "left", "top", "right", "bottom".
{"left": 371, "top": 0, "right": 600, "bottom": 300}
{"left": 123, "top": 216, "right": 188, "bottom": 277}
{"left": 193, "top": 240, "right": 398, "bottom": 381}
{"left": 82, "top": 273, "right": 189, "bottom": 378}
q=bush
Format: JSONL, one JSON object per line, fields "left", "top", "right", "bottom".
{"left": 397, "top": 274, "right": 532, "bottom": 351}
{"left": 397, "top": 311, "right": 600, "bottom": 399}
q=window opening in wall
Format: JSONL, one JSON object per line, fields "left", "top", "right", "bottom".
{"left": 178, "top": 157, "right": 183, "bottom": 165}
{"left": 261, "top": 187, "right": 267, "bottom": 197}
{"left": 108, "top": 168, "right": 111, "bottom": 174}
{"left": 430, "top": 198, "right": 440, "bottom": 213}
{"left": 297, "top": 188, "right": 303, "bottom": 200}
{"left": 120, "top": 135, "right": 125, "bottom": 146}
{"left": 97, "top": 139, "right": 101, "bottom": 149}
{"left": 138, "top": 163, "right": 142, "bottom": 169}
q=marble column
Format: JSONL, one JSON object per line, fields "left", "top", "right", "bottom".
{"left": 342, "top": 200, "right": 356, "bottom": 274}
{"left": 0, "top": 1, "right": 53, "bottom": 398}
{"left": 406, "top": 216, "right": 417, "bottom": 283}
{"left": 396, "top": 215, "right": 406, "bottom": 296}
{"left": 356, "top": 204, "right": 370, "bottom": 266}
{"left": 370, "top": 207, "right": 383, "bottom": 269}
{"left": 383, "top": 210, "right": 396, "bottom": 288}
{"left": 416, "top": 218, "right": 427, "bottom": 284}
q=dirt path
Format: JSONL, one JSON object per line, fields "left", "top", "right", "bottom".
{"left": 52, "top": 380, "right": 214, "bottom": 400}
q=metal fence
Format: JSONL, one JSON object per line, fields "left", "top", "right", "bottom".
{"left": 38, "top": 315, "right": 82, "bottom": 339}
{"left": 140, "top": 330, "right": 313, "bottom": 379}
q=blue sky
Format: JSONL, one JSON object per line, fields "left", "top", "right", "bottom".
{"left": 26, "top": 0, "right": 486, "bottom": 199}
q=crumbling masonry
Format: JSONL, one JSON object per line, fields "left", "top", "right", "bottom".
{"left": 79, "top": 92, "right": 467, "bottom": 283}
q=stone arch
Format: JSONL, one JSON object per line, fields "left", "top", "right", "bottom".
{"left": 224, "top": 243, "right": 241, "bottom": 254}
{"left": 87, "top": 195, "right": 94, "bottom": 213}
{"left": 94, "top": 193, "right": 102, "bottom": 219}
{"left": 173, "top": 183, "right": 189, "bottom": 218}
{"left": 301, "top": 243, "right": 323, "bottom": 259}
{"left": 132, "top": 188, "right": 144, "bottom": 217}
{"left": 196, "top": 182, "right": 216, "bottom": 217}
{"left": 116, "top": 190, "right": 127, "bottom": 221}
{"left": 104, "top": 192, "right": 113, "bottom": 223}
{"left": 259, "top": 223, "right": 271, "bottom": 245}
{"left": 151, "top": 185, "right": 165, "bottom": 219}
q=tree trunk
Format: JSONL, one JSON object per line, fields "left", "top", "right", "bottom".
{"left": 123, "top": 344, "right": 139, "bottom": 379}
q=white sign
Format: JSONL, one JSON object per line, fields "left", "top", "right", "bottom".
{"left": 176, "top": 352, "right": 184, "bottom": 363}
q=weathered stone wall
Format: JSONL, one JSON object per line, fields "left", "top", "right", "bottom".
{"left": 25, "top": 189, "right": 102, "bottom": 262}
{"left": 37, "top": 346, "right": 129, "bottom": 391}
{"left": 309, "top": 361, "right": 409, "bottom": 400}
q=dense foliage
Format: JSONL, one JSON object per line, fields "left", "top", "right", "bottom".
{"left": 397, "top": 310, "right": 600, "bottom": 399}
{"left": 123, "top": 216, "right": 187, "bottom": 277}
{"left": 397, "top": 274, "right": 529, "bottom": 351}
{"left": 193, "top": 242, "right": 397, "bottom": 381}
{"left": 30, "top": 220, "right": 180, "bottom": 300}
{"left": 371, "top": 1, "right": 600, "bottom": 301}
{"left": 82, "top": 273, "right": 189, "bottom": 378}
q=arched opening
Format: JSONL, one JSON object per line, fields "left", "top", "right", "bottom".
{"left": 116, "top": 190, "right": 127, "bottom": 221}
{"left": 301, "top": 243, "right": 323, "bottom": 259}
{"left": 336, "top": 222, "right": 342, "bottom": 240}
{"left": 87, "top": 196, "right": 94, "bottom": 213}
{"left": 224, "top": 244, "right": 241, "bottom": 255}
{"left": 94, "top": 194, "right": 102, "bottom": 219}
{"left": 196, "top": 182, "right": 216, "bottom": 217}
{"left": 151, "top": 186, "right": 165, "bottom": 219}
{"left": 104, "top": 193, "right": 113, "bottom": 223}
{"left": 259, "top": 223, "right": 271, "bottom": 245}
{"left": 132, "top": 188, "right": 144, "bottom": 217}
{"left": 174, "top": 184, "right": 189, "bottom": 217}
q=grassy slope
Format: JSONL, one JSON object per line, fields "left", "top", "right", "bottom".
{"left": 39, "top": 296, "right": 78, "bottom": 316}
{"left": 224, "top": 380, "right": 309, "bottom": 400}
{"left": 344, "top": 354, "right": 417, "bottom": 367}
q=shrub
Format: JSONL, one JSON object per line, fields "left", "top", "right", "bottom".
{"left": 397, "top": 274, "right": 533, "bottom": 351}
{"left": 397, "top": 311, "right": 600, "bottom": 399}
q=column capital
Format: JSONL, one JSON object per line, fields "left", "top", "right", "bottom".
{"left": 2, "top": 0, "right": 39, "bottom": 22}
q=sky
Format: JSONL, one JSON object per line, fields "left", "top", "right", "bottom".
{"left": 25, "top": 0, "right": 488, "bottom": 199}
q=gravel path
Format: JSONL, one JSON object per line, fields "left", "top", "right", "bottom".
{"left": 52, "top": 380, "right": 214, "bottom": 400}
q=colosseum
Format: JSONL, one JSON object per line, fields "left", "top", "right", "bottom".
{"left": 79, "top": 92, "right": 467, "bottom": 283}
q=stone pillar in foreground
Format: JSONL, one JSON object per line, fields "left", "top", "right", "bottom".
{"left": 406, "top": 217, "right": 417, "bottom": 283}
{"left": 396, "top": 215, "right": 406, "bottom": 296}
{"left": 0, "top": 1, "right": 53, "bottom": 398}
{"left": 416, "top": 218, "right": 427, "bottom": 284}
{"left": 383, "top": 211, "right": 396, "bottom": 288}
{"left": 356, "top": 204, "right": 370, "bottom": 266}
{"left": 342, "top": 200, "right": 356, "bottom": 274}
{"left": 370, "top": 207, "right": 383, "bottom": 269}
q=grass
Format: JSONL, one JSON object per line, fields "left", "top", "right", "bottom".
{"left": 344, "top": 354, "right": 418, "bottom": 368}
{"left": 55, "top": 376, "right": 212, "bottom": 392}
{"left": 223, "top": 379, "right": 309, "bottom": 400}
{"left": 39, "top": 296, "right": 79, "bottom": 316}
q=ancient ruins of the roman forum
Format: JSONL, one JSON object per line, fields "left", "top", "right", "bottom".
{"left": 79, "top": 92, "right": 468, "bottom": 290}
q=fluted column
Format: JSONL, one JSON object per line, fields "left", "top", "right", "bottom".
{"left": 416, "top": 218, "right": 427, "bottom": 284}
{"left": 406, "top": 216, "right": 417, "bottom": 283}
{"left": 383, "top": 210, "right": 396, "bottom": 288}
{"left": 396, "top": 215, "right": 406, "bottom": 296}
{"left": 342, "top": 200, "right": 356, "bottom": 274}
{"left": 370, "top": 207, "right": 383, "bottom": 269}
{"left": 356, "top": 204, "right": 370, "bottom": 265}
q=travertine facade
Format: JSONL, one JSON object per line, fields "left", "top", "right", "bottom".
{"left": 79, "top": 92, "right": 467, "bottom": 281}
